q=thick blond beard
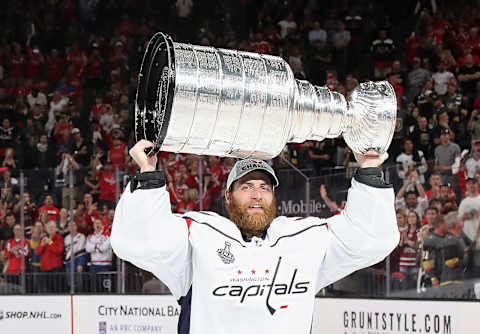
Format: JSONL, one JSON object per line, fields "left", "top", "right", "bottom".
{"left": 226, "top": 196, "right": 276, "bottom": 240}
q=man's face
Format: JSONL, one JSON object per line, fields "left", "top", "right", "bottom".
{"left": 466, "top": 180, "right": 478, "bottom": 194}
{"left": 13, "top": 224, "right": 22, "bottom": 239}
{"left": 225, "top": 171, "right": 275, "bottom": 238}
{"left": 440, "top": 186, "right": 450, "bottom": 198}
{"left": 430, "top": 174, "right": 441, "bottom": 187}
{"left": 45, "top": 195, "right": 53, "bottom": 206}
{"left": 5, "top": 215, "right": 15, "bottom": 227}
{"left": 46, "top": 222, "right": 56, "bottom": 235}
{"left": 104, "top": 163, "right": 113, "bottom": 173}
{"left": 33, "top": 222, "right": 43, "bottom": 236}
{"left": 404, "top": 140, "right": 413, "bottom": 154}
{"left": 84, "top": 193, "right": 92, "bottom": 204}
{"left": 108, "top": 209, "right": 115, "bottom": 221}
{"left": 440, "top": 132, "right": 450, "bottom": 144}
{"left": 208, "top": 156, "right": 219, "bottom": 167}
{"left": 426, "top": 209, "right": 437, "bottom": 224}
{"left": 474, "top": 142, "right": 480, "bottom": 156}
{"left": 406, "top": 194, "right": 417, "bottom": 208}
{"left": 174, "top": 171, "right": 182, "bottom": 184}
{"left": 418, "top": 117, "right": 427, "bottom": 130}
{"left": 39, "top": 135, "right": 48, "bottom": 145}
{"left": 68, "top": 222, "right": 77, "bottom": 234}
{"left": 93, "top": 219, "right": 103, "bottom": 233}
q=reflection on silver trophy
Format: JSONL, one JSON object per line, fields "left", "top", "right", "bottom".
{"left": 135, "top": 32, "right": 397, "bottom": 159}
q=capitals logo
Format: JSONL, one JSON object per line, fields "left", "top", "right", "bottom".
{"left": 212, "top": 257, "right": 310, "bottom": 315}
{"left": 99, "top": 321, "right": 107, "bottom": 334}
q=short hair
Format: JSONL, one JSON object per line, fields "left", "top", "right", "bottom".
{"left": 431, "top": 214, "right": 445, "bottom": 228}
{"left": 405, "top": 190, "right": 417, "bottom": 197}
{"left": 443, "top": 211, "right": 458, "bottom": 229}
{"left": 426, "top": 206, "right": 439, "bottom": 215}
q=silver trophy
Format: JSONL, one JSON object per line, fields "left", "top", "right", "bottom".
{"left": 135, "top": 32, "right": 397, "bottom": 159}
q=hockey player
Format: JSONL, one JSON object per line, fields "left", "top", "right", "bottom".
{"left": 111, "top": 140, "right": 399, "bottom": 334}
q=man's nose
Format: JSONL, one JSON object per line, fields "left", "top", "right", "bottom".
{"left": 250, "top": 188, "right": 262, "bottom": 200}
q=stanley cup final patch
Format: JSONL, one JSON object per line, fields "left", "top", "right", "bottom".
{"left": 217, "top": 241, "right": 235, "bottom": 264}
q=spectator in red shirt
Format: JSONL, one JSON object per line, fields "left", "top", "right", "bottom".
{"left": 250, "top": 31, "right": 271, "bottom": 54}
{"left": 82, "top": 193, "right": 98, "bottom": 231}
{"left": 168, "top": 170, "right": 189, "bottom": 209}
{"left": 3, "top": 224, "right": 29, "bottom": 286}
{"left": 116, "top": 14, "right": 135, "bottom": 41}
{"left": 98, "top": 162, "right": 117, "bottom": 210}
{"left": 36, "top": 195, "right": 60, "bottom": 222}
{"left": 46, "top": 48, "right": 65, "bottom": 83}
{"left": 206, "top": 156, "right": 223, "bottom": 197}
{"left": 53, "top": 113, "right": 74, "bottom": 144}
{"left": 25, "top": 45, "right": 44, "bottom": 80}
{"left": 35, "top": 221, "right": 65, "bottom": 292}
{"left": 185, "top": 158, "right": 200, "bottom": 189}
{"left": 177, "top": 188, "right": 199, "bottom": 214}
{"left": 66, "top": 40, "right": 87, "bottom": 78}
{"left": 109, "top": 41, "right": 128, "bottom": 70}
{"left": 405, "top": 30, "right": 425, "bottom": 65}
{"left": 90, "top": 96, "right": 106, "bottom": 122}
{"left": 457, "top": 45, "right": 479, "bottom": 68}
{"left": 9, "top": 43, "right": 25, "bottom": 79}
{"left": 163, "top": 153, "right": 182, "bottom": 177}
{"left": 86, "top": 48, "right": 104, "bottom": 89}
{"left": 201, "top": 173, "right": 221, "bottom": 211}
{"left": 108, "top": 135, "right": 127, "bottom": 172}
{"left": 221, "top": 157, "right": 235, "bottom": 182}
{"left": 104, "top": 209, "right": 115, "bottom": 234}
{"left": 467, "top": 26, "right": 480, "bottom": 55}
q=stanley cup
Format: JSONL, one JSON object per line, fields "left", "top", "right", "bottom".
{"left": 135, "top": 32, "right": 397, "bottom": 159}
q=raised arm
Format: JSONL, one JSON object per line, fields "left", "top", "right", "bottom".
{"left": 316, "top": 152, "right": 399, "bottom": 290}
{"left": 110, "top": 140, "right": 192, "bottom": 298}
{"left": 320, "top": 184, "right": 338, "bottom": 212}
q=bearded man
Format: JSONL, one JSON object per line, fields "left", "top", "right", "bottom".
{"left": 111, "top": 140, "right": 399, "bottom": 334}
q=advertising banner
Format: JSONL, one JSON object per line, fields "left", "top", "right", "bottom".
{"left": 0, "top": 295, "right": 70, "bottom": 333}
{"left": 73, "top": 295, "right": 180, "bottom": 334}
{"left": 312, "top": 297, "right": 479, "bottom": 334}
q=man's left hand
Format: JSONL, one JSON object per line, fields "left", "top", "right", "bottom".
{"left": 353, "top": 151, "right": 388, "bottom": 168}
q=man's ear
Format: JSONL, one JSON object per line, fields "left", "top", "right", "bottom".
{"left": 225, "top": 189, "right": 231, "bottom": 205}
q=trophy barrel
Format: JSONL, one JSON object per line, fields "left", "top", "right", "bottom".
{"left": 135, "top": 32, "right": 397, "bottom": 159}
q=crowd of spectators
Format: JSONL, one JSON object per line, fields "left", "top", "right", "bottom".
{"left": 0, "top": 0, "right": 480, "bottom": 296}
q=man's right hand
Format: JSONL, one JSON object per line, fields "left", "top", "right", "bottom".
{"left": 129, "top": 140, "right": 158, "bottom": 173}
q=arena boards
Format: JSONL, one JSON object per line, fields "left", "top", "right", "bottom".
{"left": 0, "top": 295, "right": 478, "bottom": 333}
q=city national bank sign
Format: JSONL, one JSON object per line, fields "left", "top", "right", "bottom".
{"left": 312, "top": 298, "right": 478, "bottom": 334}
{"left": 74, "top": 295, "right": 180, "bottom": 334}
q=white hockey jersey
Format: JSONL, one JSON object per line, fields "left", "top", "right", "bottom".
{"left": 111, "top": 179, "right": 399, "bottom": 334}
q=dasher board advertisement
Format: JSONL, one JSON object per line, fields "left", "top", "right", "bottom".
{"left": 312, "top": 297, "right": 479, "bottom": 334}
{"left": 0, "top": 295, "right": 70, "bottom": 333}
{"left": 73, "top": 295, "right": 180, "bottom": 334}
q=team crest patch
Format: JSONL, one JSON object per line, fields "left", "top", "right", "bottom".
{"left": 217, "top": 241, "right": 235, "bottom": 264}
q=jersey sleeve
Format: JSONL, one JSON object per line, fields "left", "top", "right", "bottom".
{"left": 111, "top": 183, "right": 192, "bottom": 299}
{"left": 316, "top": 179, "right": 399, "bottom": 291}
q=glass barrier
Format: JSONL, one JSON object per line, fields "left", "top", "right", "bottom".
{"left": 1, "top": 157, "right": 479, "bottom": 300}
